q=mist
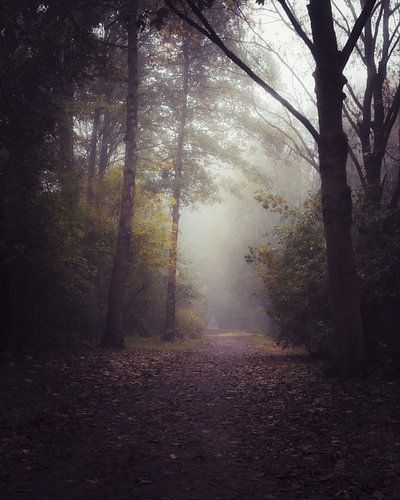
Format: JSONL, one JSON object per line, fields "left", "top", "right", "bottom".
{"left": 2, "top": 1, "right": 400, "bottom": 498}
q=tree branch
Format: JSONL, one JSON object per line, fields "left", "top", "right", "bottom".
{"left": 382, "top": 83, "right": 400, "bottom": 148}
{"left": 276, "top": 0, "right": 315, "bottom": 57}
{"left": 343, "top": 102, "right": 360, "bottom": 139}
{"left": 348, "top": 144, "right": 366, "bottom": 186}
{"left": 340, "top": 0, "right": 377, "bottom": 70}
{"left": 252, "top": 102, "right": 319, "bottom": 170}
{"left": 345, "top": 82, "right": 363, "bottom": 112}
{"left": 165, "top": 0, "right": 320, "bottom": 144}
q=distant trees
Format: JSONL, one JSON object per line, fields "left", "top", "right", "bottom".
{"left": 0, "top": 0, "right": 108, "bottom": 348}
{"left": 3, "top": 0, "right": 398, "bottom": 375}
{"left": 331, "top": 0, "right": 400, "bottom": 207}
{"left": 0, "top": 0, "right": 171, "bottom": 347}
{"left": 163, "top": 39, "right": 190, "bottom": 340}
{"left": 149, "top": 19, "right": 252, "bottom": 340}
{"left": 157, "top": 0, "right": 381, "bottom": 376}
{"left": 231, "top": 0, "right": 400, "bottom": 368}
{"left": 0, "top": 0, "right": 252, "bottom": 348}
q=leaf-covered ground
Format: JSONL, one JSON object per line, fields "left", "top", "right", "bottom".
{"left": 1, "top": 333, "right": 400, "bottom": 499}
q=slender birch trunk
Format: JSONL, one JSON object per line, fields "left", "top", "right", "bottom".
{"left": 86, "top": 107, "right": 100, "bottom": 203}
{"left": 164, "top": 43, "right": 189, "bottom": 341}
{"left": 98, "top": 110, "right": 111, "bottom": 177}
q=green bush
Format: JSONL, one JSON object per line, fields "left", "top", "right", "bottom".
{"left": 250, "top": 196, "right": 331, "bottom": 354}
{"left": 175, "top": 308, "right": 205, "bottom": 339}
{"left": 251, "top": 193, "right": 400, "bottom": 363}
{"left": 354, "top": 201, "right": 400, "bottom": 363}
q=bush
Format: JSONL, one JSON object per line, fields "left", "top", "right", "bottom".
{"left": 251, "top": 193, "right": 400, "bottom": 363}
{"left": 175, "top": 308, "right": 205, "bottom": 339}
{"left": 354, "top": 201, "right": 400, "bottom": 364}
{"left": 250, "top": 196, "right": 331, "bottom": 354}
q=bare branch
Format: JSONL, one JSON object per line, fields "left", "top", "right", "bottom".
{"left": 234, "top": 12, "right": 317, "bottom": 105}
{"left": 332, "top": 0, "right": 352, "bottom": 34}
{"left": 385, "top": 32, "right": 400, "bottom": 67}
{"left": 341, "top": 0, "right": 377, "bottom": 70}
{"left": 382, "top": 83, "right": 400, "bottom": 148}
{"left": 372, "top": 2, "right": 385, "bottom": 45}
{"left": 345, "top": 82, "right": 363, "bottom": 112}
{"left": 252, "top": 102, "right": 319, "bottom": 170}
{"left": 332, "top": 5, "right": 368, "bottom": 66}
{"left": 343, "top": 102, "right": 360, "bottom": 139}
{"left": 165, "top": 0, "right": 320, "bottom": 144}
{"left": 276, "top": 0, "right": 315, "bottom": 57}
{"left": 348, "top": 145, "right": 366, "bottom": 186}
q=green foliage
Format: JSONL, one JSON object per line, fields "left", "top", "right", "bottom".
{"left": 254, "top": 192, "right": 298, "bottom": 218}
{"left": 175, "top": 308, "right": 205, "bottom": 339}
{"left": 252, "top": 192, "right": 400, "bottom": 362}
{"left": 250, "top": 195, "right": 331, "bottom": 354}
{"left": 0, "top": 158, "right": 176, "bottom": 346}
{"left": 353, "top": 200, "right": 400, "bottom": 362}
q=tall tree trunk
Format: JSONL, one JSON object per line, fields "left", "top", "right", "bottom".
{"left": 86, "top": 107, "right": 100, "bottom": 203}
{"left": 358, "top": 0, "right": 391, "bottom": 206}
{"left": 0, "top": 187, "right": 12, "bottom": 350}
{"left": 59, "top": 86, "right": 75, "bottom": 172}
{"left": 98, "top": 110, "right": 112, "bottom": 177}
{"left": 309, "top": 0, "right": 366, "bottom": 377}
{"left": 102, "top": 4, "right": 138, "bottom": 348}
{"left": 164, "top": 44, "right": 189, "bottom": 341}
{"left": 98, "top": 82, "right": 115, "bottom": 178}
{"left": 58, "top": 80, "right": 76, "bottom": 199}
{"left": 389, "top": 115, "right": 400, "bottom": 209}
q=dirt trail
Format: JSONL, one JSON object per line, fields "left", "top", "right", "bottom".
{"left": 1, "top": 334, "right": 400, "bottom": 499}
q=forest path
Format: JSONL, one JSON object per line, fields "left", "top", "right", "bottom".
{"left": 1, "top": 333, "right": 400, "bottom": 499}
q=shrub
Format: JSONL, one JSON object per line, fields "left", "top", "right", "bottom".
{"left": 175, "top": 308, "right": 205, "bottom": 339}
{"left": 249, "top": 196, "right": 331, "bottom": 354}
{"left": 251, "top": 193, "right": 400, "bottom": 363}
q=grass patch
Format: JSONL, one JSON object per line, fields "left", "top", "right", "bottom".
{"left": 252, "top": 334, "right": 307, "bottom": 355}
{"left": 126, "top": 336, "right": 203, "bottom": 352}
{"left": 205, "top": 331, "right": 252, "bottom": 338}
{"left": 205, "top": 330, "right": 306, "bottom": 354}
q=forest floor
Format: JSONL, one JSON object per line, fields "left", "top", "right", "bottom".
{"left": 1, "top": 333, "right": 400, "bottom": 499}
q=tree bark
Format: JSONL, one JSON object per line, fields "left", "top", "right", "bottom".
{"left": 59, "top": 86, "right": 75, "bottom": 172}
{"left": 0, "top": 190, "right": 12, "bottom": 350}
{"left": 102, "top": 4, "right": 138, "bottom": 348}
{"left": 163, "top": 43, "right": 189, "bottom": 341}
{"left": 98, "top": 110, "right": 112, "bottom": 177}
{"left": 389, "top": 115, "right": 400, "bottom": 209}
{"left": 360, "top": 0, "right": 388, "bottom": 205}
{"left": 86, "top": 107, "right": 100, "bottom": 203}
{"left": 58, "top": 81, "right": 77, "bottom": 206}
{"left": 309, "top": 0, "right": 366, "bottom": 377}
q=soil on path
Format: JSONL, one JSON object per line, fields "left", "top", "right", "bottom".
{"left": 1, "top": 333, "right": 400, "bottom": 499}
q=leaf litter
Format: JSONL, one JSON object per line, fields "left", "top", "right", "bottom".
{"left": 0, "top": 334, "right": 400, "bottom": 499}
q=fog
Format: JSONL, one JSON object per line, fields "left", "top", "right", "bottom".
{"left": 179, "top": 142, "right": 319, "bottom": 334}
{"left": 180, "top": 184, "right": 270, "bottom": 333}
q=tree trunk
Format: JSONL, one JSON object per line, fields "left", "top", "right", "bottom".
{"left": 163, "top": 44, "right": 189, "bottom": 341}
{"left": 309, "top": 0, "right": 366, "bottom": 377}
{"left": 98, "top": 110, "right": 112, "bottom": 177}
{"left": 389, "top": 115, "right": 400, "bottom": 209}
{"left": 358, "top": 0, "right": 392, "bottom": 206}
{"left": 59, "top": 86, "right": 75, "bottom": 172}
{"left": 102, "top": 5, "right": 138, "bottom": 348}
{"left": 0, "top": 190, "right": 12, "bottom": 350}
{"left": 164, "top": 203, "right": 180, "bottom": 341}
{"left": 57, "top": 80, "right": 78, "bottom": 207}
{"left": 86, "top": 107, "right": 100, "bottom": 203}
